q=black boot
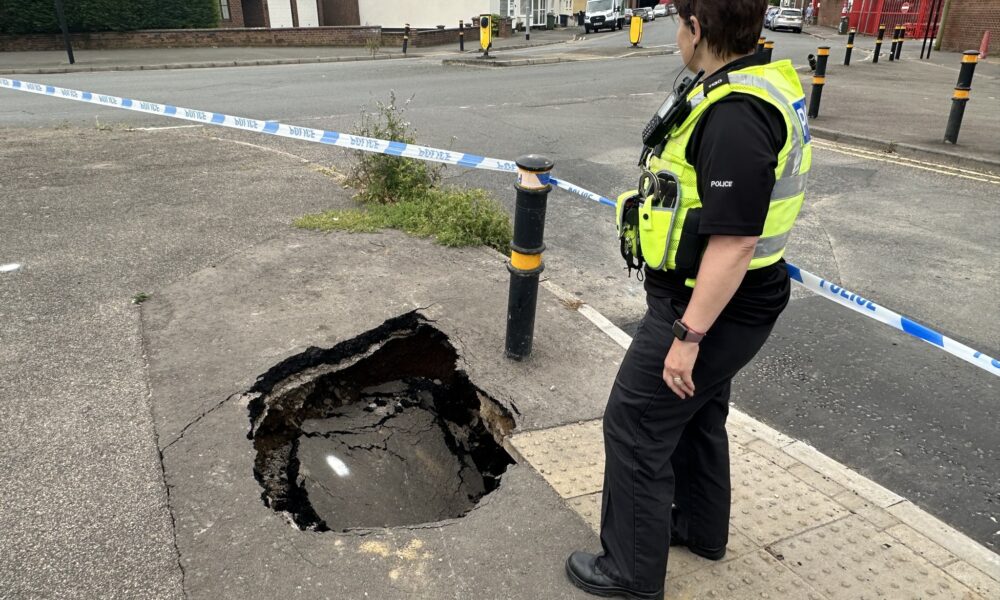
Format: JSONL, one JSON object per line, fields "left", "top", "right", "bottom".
{"left": 669, "top": 530, "right": 726, "bottom": 560}
{"left": 565, "top": 551, "right": 664, "bottom": 600}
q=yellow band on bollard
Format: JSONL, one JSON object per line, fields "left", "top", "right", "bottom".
{"left": 962, "top": 54, "right": 979, "bottom": 63}
{"left": 846, "top": 44, "right": 854, "bottom": 49}
{"left": 511, "top": 251, "right": 542, "bottom": 271}
{"left": 953, "top": 89, "right": 970, "bottom": 99}
{"left": 818, "top": 48, "right": 830, "bottom": 56}
{"left": 813, "top": 76, "right": 826, "bottom": 84}
{"left": 765, "top": 41, "right": 775, "bottom": 48}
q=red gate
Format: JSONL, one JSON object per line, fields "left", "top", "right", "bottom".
{"left": 848, "top": 0, "right": 935, "bottom": 38}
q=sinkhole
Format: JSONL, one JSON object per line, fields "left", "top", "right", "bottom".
{"left": 246, "top": 312, "right": 517, "bottom": 531}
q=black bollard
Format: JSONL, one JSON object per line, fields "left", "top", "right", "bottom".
{"left": 944, "top": 51, "right": 980, "bottom": 144}
{"left": 459, "top": 20, "right": 465, "bottom": 52}
{"left": 844, "top": 28, "right": 856, "bottom": 66}
{"left": 756, "top": 37, "right": 766, "bottom": 55}
{"left": 873, "top": 24, "right": 886, "bottom": 63}
{"left": 764, "top": 40, "right": 775, "bottom": 63}
{"left": 505, "top": 155, "right": 553, "bottom": 361}
{"left": 895, "top": 25, "right": 906, "bottom": 60}
{"left": 808, "top": 46, "right": 830, "bottom": 119}
{"left": 403, "top": 23, "right": 410, "bottom": 54}
{"left": 889, "top": 25, "right": 900, "bottom": 62}
{"left": 53, "top": 0, "right": 75, "bottom": 65}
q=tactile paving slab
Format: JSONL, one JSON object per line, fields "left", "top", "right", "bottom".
{"left": 770, "top": 515, "right": 983, "bottom": 600}
{"left": 508, "top": 420, "right": 605, "bottom": 498}
{"left": 667, "top": 549, "right": 828, "bottom": 599}
{"left": 731, "top": 451, "right": 849, "bottom": 546}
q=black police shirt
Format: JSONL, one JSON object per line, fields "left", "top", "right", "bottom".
{"left": 644, "top": 53, "right": 792, "bottom": 326}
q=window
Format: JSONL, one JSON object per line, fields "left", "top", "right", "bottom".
{"left": 219, "top": 0, "right": 231, "bottom": 20}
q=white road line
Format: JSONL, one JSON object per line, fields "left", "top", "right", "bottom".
{"left": 538, "top": 276, "right": 1000, "bottom": 580}
{"left": 0, "top": 263, "right": 22, "bottom": 273}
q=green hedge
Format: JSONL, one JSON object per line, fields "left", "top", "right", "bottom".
{"left": 0, "top": 0, "right": 220, "bottom": 34}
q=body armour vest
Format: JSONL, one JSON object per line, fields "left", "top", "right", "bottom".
{"left": 617, "top": 59, "right": 812, "bottom": 279}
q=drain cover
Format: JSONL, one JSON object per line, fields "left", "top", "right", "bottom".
{"left": 246, "top": 313, "right": 516, "bottom": 531}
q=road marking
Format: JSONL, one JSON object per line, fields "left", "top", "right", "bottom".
{"left": 812, "top": 139, "right": 1000, "bottom": 185}
{"left": 537, "top": 275, "right": 1000, "bottom": 581}
{"left": 0, "top": 263, "right": 22, "bottom": 273}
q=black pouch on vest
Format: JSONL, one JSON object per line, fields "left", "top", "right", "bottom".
{"left": 673, "top": 208, "right": 706, "bottom": 278}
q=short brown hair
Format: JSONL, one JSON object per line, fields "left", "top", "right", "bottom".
{"left": 675, "top": 0, "right": 768, "bottom": 57}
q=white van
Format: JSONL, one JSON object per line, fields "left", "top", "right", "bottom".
{"left": 584, "top": 0, "right": 625, "bottom": 33}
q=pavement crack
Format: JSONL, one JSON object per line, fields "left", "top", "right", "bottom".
{"left": 162, "top": 393, "right": 239, "bottom": 453}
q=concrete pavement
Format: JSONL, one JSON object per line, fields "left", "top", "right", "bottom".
{"left": 0, "top": 122, "right": 997, "bottom": 598}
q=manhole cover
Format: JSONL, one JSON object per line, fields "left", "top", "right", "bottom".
{"left": 246, "top": 313, "right": 516, "bottom": 531}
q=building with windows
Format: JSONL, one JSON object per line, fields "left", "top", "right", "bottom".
{"left": 219, "top": 0, "right": 512, "bottom": 29}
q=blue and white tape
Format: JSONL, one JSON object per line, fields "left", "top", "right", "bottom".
{"left": 1, "top": 78, "right": 995, "bottom": 377}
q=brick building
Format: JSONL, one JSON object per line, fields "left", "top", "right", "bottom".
{"left": 938, "top": 0, "right": 999, "bottom": 52}
{"left": 217, "top": 0, "right": 343, "bottom": 28}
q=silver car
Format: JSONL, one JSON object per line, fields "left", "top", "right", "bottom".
{"left": 772, "top": 8, "right": 803, "bottom": 33}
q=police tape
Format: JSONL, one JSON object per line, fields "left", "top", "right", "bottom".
{"left": 787, "top": 264, "right": 1000, "bottom": 377}
{"left": 0, "top": 77, "right": 616, "bottom": 207}
{"left": 2, "top": 78, "right": 996, "bottom": 377}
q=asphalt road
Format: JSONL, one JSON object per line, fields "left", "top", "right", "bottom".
{"left": 2, "top": 19, "right": 997, "bottom": 556}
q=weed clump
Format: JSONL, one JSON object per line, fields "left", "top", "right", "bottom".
{"left": 298, "top": 93, "right": 512, "bottom": 251}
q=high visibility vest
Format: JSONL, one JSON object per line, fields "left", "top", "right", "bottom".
{"left": 622, "top": 60, "right": 812, "bottom": 275}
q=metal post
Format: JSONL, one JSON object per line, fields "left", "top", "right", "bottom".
{"left": 928, "top": 0, "right": 945, "bottom": 58}
{"left": 505, "top": 155, "right": 553, "bottom": 361}
{"left": 808, "top": 46, "right": 829, "bottom": 119}
{"left": 944, "top": 51, "right": 979, "bottom": 144}
{"left": 525, "top": 0, "right": 530, "bottom": 41}
{"left": 53, "top": 0, "right": 75, "bottom": 65}
{"left": 889, "top": 25, "right": 900, "bottom": 62}
{"left": 920, "top": 0, "right": 938, "bottom": 59}
{"left": 873, "top": 23, "right": 886, "bottom": 63}
{"left": 895, "top": 24, "right": 905, "bottom": 60}
{"left": 764, "top": 40, "right": 775, "bottom": 63}
{"left": 844, "top": 28, "right": 856, "bottom": 65}
{"left": 403, "top": 23, "right": 410, "bottom": 54}
{"left": 756, "top": 37, "right": 766, "bottom": 55}
{"left": 459, "top": 20, "right": 465, "bottom": 51}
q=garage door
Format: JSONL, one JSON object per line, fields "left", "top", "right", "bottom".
{"left": 296, "top": 0, "right": 319, "bottom": 27}
{"left": 267, "top": 0, "right": 294, "bottom": 28}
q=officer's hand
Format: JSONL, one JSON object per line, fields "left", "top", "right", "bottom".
{"left": 663, "top": 338, "right": 698, "bottom": 399}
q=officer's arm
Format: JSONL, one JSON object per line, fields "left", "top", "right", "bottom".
{"left": 679, "top": 235, "right": 758, "bottom": 336}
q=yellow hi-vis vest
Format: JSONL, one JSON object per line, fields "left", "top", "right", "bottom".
{"left": 622, "top": 59, "right": 812, "bottom": 274}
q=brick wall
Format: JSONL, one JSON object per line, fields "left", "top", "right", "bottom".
{"left": 817, "top": 1, "right": 845, "bottom": 29}
{"left": 321, "top": 0, "right": 361, "bottom": 26}
{"left": 219, "top": 0, "right": 247, "bottom": 28}
{"left": 939, "top": 0, "right": 999, "bottom": 53}
{"left": 0, "top": 27, "right": 381, "bottom": 52}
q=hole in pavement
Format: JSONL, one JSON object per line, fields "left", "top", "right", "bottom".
{"left": 246, "top": 312, "right": 516, "bottom": 532}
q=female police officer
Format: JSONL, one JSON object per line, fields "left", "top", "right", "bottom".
{"left": 566, "top": 1, "right": 811, "bottom": 598}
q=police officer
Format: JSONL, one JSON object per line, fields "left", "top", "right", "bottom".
{"left": 566, "top": 0, "right": 811, "bottom": 598}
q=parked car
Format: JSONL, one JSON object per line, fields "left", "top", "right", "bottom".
{"left": 652, "top": 4, "right": 668, "bottom": 18}
{"left": 771, "top": 8, "right": 803, "bottom": 33}
{"left": 634, "top": 7, "right": 654, "bottom": 22}
{"left": 764, "top": 6, "right": 780, "bottom": 29}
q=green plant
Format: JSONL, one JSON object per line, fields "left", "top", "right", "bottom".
{"left": 132, "top": 292, "right": 150, "bottom": 304}
{"left": 364, "top": 36, "right": 381, "bottom": 57}
{"left": 345, "top": 92, "right": 442, "bottom": 205}
{"left": 294, "top": 187, "right": 512, "bottom": 252}
{"left": 0, "top": 0, "right": 217, "bottom": 33}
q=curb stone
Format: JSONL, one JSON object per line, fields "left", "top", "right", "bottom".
{"left": 809, "top": 126, "right": 1000, "bottom": 173}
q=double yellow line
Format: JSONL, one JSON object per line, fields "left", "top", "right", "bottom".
{"left": 811, "top": 139, "right": 1000, "bottom": 185}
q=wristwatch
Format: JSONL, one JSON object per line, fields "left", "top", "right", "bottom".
{"left": 672, "top": 319, "right": 706, "bottom": 343}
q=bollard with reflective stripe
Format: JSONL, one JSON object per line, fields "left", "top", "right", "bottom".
{"left": 757, "top": 37, "right": 766, "bottom": 55}
{"left": 894, "top": 25, "right": 906, "bottom": 60}
{"left": 844, "top": 29, "right": 856, "bottom": 66}
{"left": 944, "top": 51, "right": 980, "bottom": 144}
{"left": 459, "top": 20, "right": 465, "bottom": 52}
{"left": 889, "top": 25, "right": 900, "bottom": 62}
{"left": 505, "top": 155, "right": 553, "bottom": 360}
{"left": 403, "top": 23, "right": 410, "bottom": 54}
{"left": 873, "top": 24, "right": 886, "bottom": 63}
{"left": 764, "top": 40, "right": 775, "bottom": 63}
{"left": 808, "top": 46, "right": 829, "bottom": 119}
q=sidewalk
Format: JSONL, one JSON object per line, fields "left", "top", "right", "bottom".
{"left": 144, "top": 225, "right": 999, "bottom": 599}
{"left": 799, "top": 25, "right": 1000, "bottom": 170}
{"left": 0, "top": 28, "right": 578, "bottom": 75}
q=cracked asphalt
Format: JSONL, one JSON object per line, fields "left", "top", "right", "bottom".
{"left": 1, "top": 21, "right": 997, "bottom": 597}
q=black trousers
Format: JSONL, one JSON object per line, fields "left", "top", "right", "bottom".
{"left": 596, "top": 294, "right": 775, "bottom": 591}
